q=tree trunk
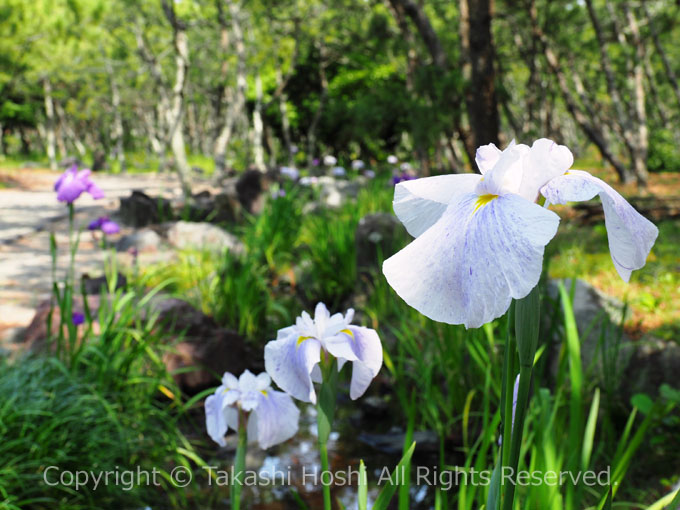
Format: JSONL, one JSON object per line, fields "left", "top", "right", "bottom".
{"left": 214, "top": 0, "right": 248, "bottom": 178}
{"left": 459, "top": 0, "right": 499, "bottom": 149}
{"left": 43, "top": 78, "right": 57, "bottom": 170}
{"left": 528, "top": 0, "right": 634, "bottom": 183}
{"left": 306, "top": 41, "right": 329, "bottom": 168}
{"left": 252, "top": 74, "right": 266, "bottom": 172}
{"left": 161, "top": 0, "right": 191, "bottom": 195}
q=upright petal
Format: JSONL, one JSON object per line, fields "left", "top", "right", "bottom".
{"left": 255, "top": 372, "right": 272, "bottom": 391}
{"left": 393, "top": 174, "right": 482, "bottom": 238}
{"left": 475, "top": 143, "right": 502, "bottom": 174}
{"left": 518, "top": 138, "right": 573, "bottom": 202}
{"left": 264, "top": 334, "right": 321, "bottom": 403}
{"left": 383, "top": 192, "right": 560, "bottom": 328}
{"left": 541, "top": 170, "right": 658, "bottom": 281}
{"left": 346, "top": 326, "right": 383, "bottom": 400}
{"left": 475, "top": 143, "right": 528, "bottom": 197}
{"left": 254, "top": 390, "right": 300, "bottom": 449}
{"left": 205, "top": 393, "right": 228, "bottom": 447}
{"left": 222, "top": 372, "right": 239, "bottom": 389}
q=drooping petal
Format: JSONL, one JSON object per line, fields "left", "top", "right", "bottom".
{"left": 205, "top": 393, "right": 227, "bottom": 447}
{"left": 383, "top": 192, "right": 560, "bottom": 328}
{"left": 475, "top": 143, "right": 502, "bottom": 174}
{"left": 323, "top": 332, "right": 359, "bottom": 362}
{"left": 393, "top": 174, "right": 482, "bottom": 238}
{"left": 541, "top": 170, "right": 658, "bottom": 281}
{"left": 100, "top": 219, "right": 120, "bottom": 235}
{"left": 346, "top": 326, "right": 383, "bottom": 400}
{"left": 517, "top": 138, "right": 573, "bottom": 202}
{"left": 253, "top": 390, "right": 300, "bottom": 449}
{"left": 86, "top": 181, "right": 105, "bottom": 199}
{"left": 264, "top": 334, "right": 321, "bottom": 403}
{"left": 224, "top": 406, "right": 239, "bottom": 433}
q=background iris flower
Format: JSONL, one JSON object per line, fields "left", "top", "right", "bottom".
{"left": 205, "top": 370, "right": 299, "bottom": 450}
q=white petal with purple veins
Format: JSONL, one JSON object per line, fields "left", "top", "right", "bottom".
{"left": 393, "top": 174, "right": 482, "bottom": 237}
{"left": 205, "top": 393, "right": 227, "bottom": 447}
{"left": 346, "top": 326, "right": 383, "bottom": 399}
{"left": 383, "top": 192, "right": 560, "bottom": 328}
{"left": 264, "top": 334, "right": 321, "bottom": 403}
{"left": 254, "top": 390, "right": 300, "bottom": 449}
{"left": 541, "top": 170, "right": 658, "bottom": 281}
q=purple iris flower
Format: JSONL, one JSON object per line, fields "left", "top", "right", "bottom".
{"left": 89, "top": 216, "right": 120, "bottom": 235}
{"left": 391, "top": 174, "right": 416, "bottom": 186}
{"left": 311, "top": 158, "right": 320, "bottom": 166}
{"left": 72, "top": 312, "right": 85, "bottom": 326}
{"left": 54, "top": 165, "right": 105, "bottom": 203}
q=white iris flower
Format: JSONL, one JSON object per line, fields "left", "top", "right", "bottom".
{"left": 205, "top": 370, "right": 300, "bottom": 449}
{"left": 383, "top": 138, "right": 658, "bottom": 328}
{"left": 264, "top": 303, "right": 383, "bottom": 403}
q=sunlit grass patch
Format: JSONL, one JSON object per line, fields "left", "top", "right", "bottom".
{"left": 547, "top": 219, "right": 680, "bottom": 340}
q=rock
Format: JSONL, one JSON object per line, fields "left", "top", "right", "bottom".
{"left": 355, "top": 213, "right": 407, "bottom": 274}
{"left": 544, "top": 278, "right": 639, "bottom": 393}
{"left": 166, "top": 221, "right": 244, "bottom": 254}
{"left": 119, "top": 190, "right": 173, "bottom": 227}
{"left": 22, "top": 296, "right": 101, "bottom": 352}
{"left": 314, "top": 176, "right": 364, "bottom": 209}
{"left": 236, "top": 169, "right": 268, "bottom": 214}
{"left": 150, "top": 298, "right": 257, "bottom": 394}
{"left": 115, "top": 228, "right": 163, "bottom": 252}
{"left": 213, "top": 191, "right": 240, "bottom": 223}
{"left": 622, "top": 337, "right": 680, "bottom": 399}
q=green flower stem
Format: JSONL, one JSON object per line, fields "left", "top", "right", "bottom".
{"left": 316, "top": 357, "right": 339, "bottom": 510}
{"left": 501, "top": 286, "right": 540, "bottom": 510}
{"left": 232, "top": 408, "right": 248, "bottom": 510}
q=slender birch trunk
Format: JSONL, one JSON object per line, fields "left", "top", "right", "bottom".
{"left": 43, "top": 78, "right": 57, "bottom": 170}
{"left": 252, "top": 74, "right": 266, "bottom": 172}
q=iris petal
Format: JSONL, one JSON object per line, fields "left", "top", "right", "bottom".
{"left": 205, "top": 393, "right": 227, "bottom": 447}
{"left": 264, "top": 333, "right": 321, "bottom": 403}
{"left": 518, "top": 138, "right": 573, "bottom": 202}
{"left": 383, "top": 192, "right": 560, "bottom": 328}
{"left": 254, "top": 390, "right": 300, "bottom": 449}
{"left": 541, "top": 170, "right": 658, "bottom": 281}
{"left": 393, "top": 174, "right": 481, "bottom": 238}
{"left": 346, "top": 326, "right": 383, "bottom": 400}
{"left": 475, "top": 143, "right": 502, "bottom": 174}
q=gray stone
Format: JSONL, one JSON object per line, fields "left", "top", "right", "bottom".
{"left": 119, "top": 190, "right": 173, "bottom": 227}
{"left": 622, "top": 337, "right": 680, "bottom": 399}
{"left": 166, "top": 221, "right": 243, "bottom": 254}
{"left": 115, "top": 228, "right": 162, "bottom": 252}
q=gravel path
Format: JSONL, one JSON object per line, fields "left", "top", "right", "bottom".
{"left": 0, "top": 169, "right": 181, "bottom": 337}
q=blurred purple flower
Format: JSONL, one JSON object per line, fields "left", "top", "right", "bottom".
{"left": 280, "top": 166, "right": 299, "bottom": 180}
{"left": 89, "top": 216, "right": 120, "bottom": 235}
{"left": 72, "top": 312, "right": 85, "bottom": 326}
{"left": 364, "top": 170, "right": 376, "bottom": 179}
{"left": 311, "top": 158, "right": 320, "bottom": 166}
{"left": 391, "top": 174, "right": 416, "bottom": 186}
{"left": 387, "top": 155, "right": 398, "bottom": 165}
{"left": 331, "top": 166, "right": 346, "bottom": 177}
{"left": 54, "top": 165, "right": 104, "bottom": 203}
{"left": 290, "top": 144, "right": 299, "bottom": 154}
{"left": 351, "top": 159, "right": 365, "bottom": 170}
{"left": 400, "top": 162, "right": 412, "bottom": 172}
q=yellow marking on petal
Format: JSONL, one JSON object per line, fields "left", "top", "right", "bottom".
{"left": 340, "top": 328, "right": 354, "bottom": 338}
{"left": 260, "top": 390, "right": 268, "bottom": 397}
{"left": 297, "top": 336, "right": 313, "bottom": 348}
{"left": 473, "top": 194, "right": 498, "bottom": 213}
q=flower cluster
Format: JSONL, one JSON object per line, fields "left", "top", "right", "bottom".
{"left": 206, "top": 303, "right": 383, "bottom": 448}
